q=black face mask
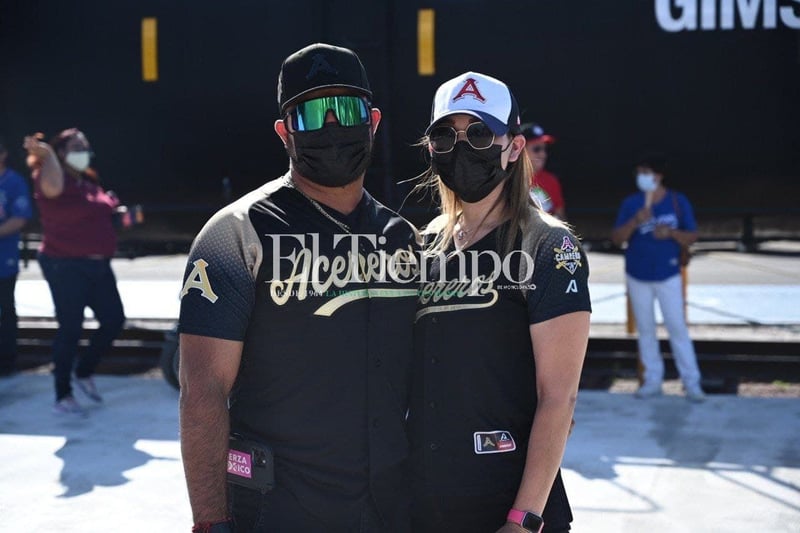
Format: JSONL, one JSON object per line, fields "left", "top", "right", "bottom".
{"left": 431, "top": 142, "right": 511, "bottom": 203}
{"left": 289, "top": 123, "right": 373, "bottom": 188}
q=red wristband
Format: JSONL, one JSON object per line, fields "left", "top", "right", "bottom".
{"left": 191, "top": 518, "right": 232, "bottom": 533}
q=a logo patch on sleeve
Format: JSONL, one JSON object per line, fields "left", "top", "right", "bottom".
{"left": 473, "top": 430, "right": 517, "bottom": 454}
{"left": 180, "top": 258, "right": 219, "bottom": 303}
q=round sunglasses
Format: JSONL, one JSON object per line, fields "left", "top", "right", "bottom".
{"left": 428, "top": 122, "right": 495, "bottom": 153}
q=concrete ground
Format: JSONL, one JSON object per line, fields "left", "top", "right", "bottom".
{"left": 1, "top": 374, "right": 798, "bottom": 532}
{"left": 0, "top": 373, "right": 187, "bottom": 532}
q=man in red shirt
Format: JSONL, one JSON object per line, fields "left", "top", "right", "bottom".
{"left": 522, "top": 123, "right": 566, "bottom": 220}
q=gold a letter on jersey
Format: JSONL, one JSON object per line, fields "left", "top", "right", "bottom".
{"left": 180, "top": 259, "right": 219, "bottom": 303}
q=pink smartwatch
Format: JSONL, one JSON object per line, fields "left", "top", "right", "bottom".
{"left": 507, "top": 508, "right": 544, "bottom": 532}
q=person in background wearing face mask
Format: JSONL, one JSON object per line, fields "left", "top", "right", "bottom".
{"left": 611, "top": 152, "right": 705, "bottom": 402}
{"left": 178, "top": 43, "right": 418, "bottom": 533}
{"left": 521, "top": 123, "right": 566, "bottom": 220}
{"left": 0, "top": 140, "right": 33, "bottom": 377}
{"left": 409, "top": 72, "right": 591, "bottom": 533}
{"left": 23, "top": 129, "right": 126, "bottom": 416}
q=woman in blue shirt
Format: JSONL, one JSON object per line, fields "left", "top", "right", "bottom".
{"left": 611, "top": 152, "right": 705, "bottom": 402}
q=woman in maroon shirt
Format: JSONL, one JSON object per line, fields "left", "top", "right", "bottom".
{"left": 24, "top": 128, "right": 125, "bottom": 416}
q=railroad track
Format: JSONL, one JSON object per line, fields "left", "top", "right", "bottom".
{"left": 16, "top": 318, "right": 171, "bottom": 375}
{"left": 582, "top": 335, "right": 800, "bottom": 392}
{"left": 15, "top": 319, "right": 800, "bottom": 391}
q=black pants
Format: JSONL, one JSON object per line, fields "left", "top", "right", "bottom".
{"left": 0, "top": 274, "right": 17, "bottom": 374}
{"left": 229, "top": 484, "right": 407, "bottom": 533}
{"left": 38, "top": 255, "right": 125, "bottom": 400}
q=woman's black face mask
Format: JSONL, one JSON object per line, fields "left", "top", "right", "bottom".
{"left": 431, "top": 141, "right": 511, "bottom": 203}
{"left": 289, "top": 123, "right": 373, "bottom": 188}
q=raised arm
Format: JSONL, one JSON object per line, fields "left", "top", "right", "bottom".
{"left": 23, "top": 136, "right": 64, "bottom": 198}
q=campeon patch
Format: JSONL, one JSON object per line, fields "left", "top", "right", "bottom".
{"left": 553, "top": 236, "right": 582, "bottom": 275}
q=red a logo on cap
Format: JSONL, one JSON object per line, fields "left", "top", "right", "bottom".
{"left": 452, "top": 78, "right": 486, "bottom": 103}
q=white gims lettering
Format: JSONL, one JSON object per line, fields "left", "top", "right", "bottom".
{"left": 180, "top": 259, "right": 219, "bottom": 303}
{"left": 655, "top": 0, "right": 800, "bottom": 31}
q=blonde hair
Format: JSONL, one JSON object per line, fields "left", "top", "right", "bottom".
{"left": 414, "top": 134, "right": 563, "bottom": 256}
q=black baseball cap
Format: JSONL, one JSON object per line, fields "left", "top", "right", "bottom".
{"left": 636, "top": 152, "right": 668, "bottom": 174}
{"left": 277, "top": 43, "right": 372, "bottom": 113}
{"left": 521, "top": 123, "right": 555, "bottom": 144}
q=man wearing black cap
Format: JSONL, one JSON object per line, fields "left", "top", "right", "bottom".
{"left": 178, "top": 43, "right": 418, "bottom": 532}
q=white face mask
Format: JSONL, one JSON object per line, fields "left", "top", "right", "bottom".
{"left": 636, "top": 173, "right": 657, "bottom": 192}
{"left": 65, "top": 150, "right": 91, "bottom": 172}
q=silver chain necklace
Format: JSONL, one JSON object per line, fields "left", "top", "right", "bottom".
{"left": 287, "top": 176, "right": 370, "bottom": 282}
{"left": 455, "top": 212, "right": 505, "bottom": 250}
{"left": 288, "top": 177, "right": 351, "bottom": 234}
{"left": 456, "top": 214, "right": 471, "bottom": 241}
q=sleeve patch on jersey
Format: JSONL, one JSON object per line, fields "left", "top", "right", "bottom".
{"left": 474, "top": 430, "right": 517, "bottom": 454}
{"left": 566, "top": 279, "right": 579, "bottom": 293}
{"left": 553, "top": 236, "right": 582, "bottom": 275}
{"left": 180, "top": 259, "right": 219, "bottom": 303}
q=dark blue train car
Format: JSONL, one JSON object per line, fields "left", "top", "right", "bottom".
{"left": 1, "top": 0, "right": 798, "bottom": 249}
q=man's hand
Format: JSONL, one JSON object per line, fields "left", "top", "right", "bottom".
{"left": 192, "top": 519, "right": 233, "bottom": 533}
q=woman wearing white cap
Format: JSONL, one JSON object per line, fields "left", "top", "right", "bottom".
{"left": 409, "top": 72, "right": 591, "bottom": 533}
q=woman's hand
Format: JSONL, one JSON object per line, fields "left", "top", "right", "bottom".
{"left": 24, "top": 135, "right": 64, "bottom": 198}
{"left": 634, "top": 206, "right": 652, "bottom": 224}
{"left": 653, "top": 224, "right": 673, "bottom": 240}
{"left": 495, "top": 523, "right": 530, "bottom": 533}
{"left": 23, "top": 135, "right": 56, "bottom": 160}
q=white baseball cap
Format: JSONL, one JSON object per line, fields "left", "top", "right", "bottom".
{"left": 426, "top": 71, "right": 521, "bottom": 136}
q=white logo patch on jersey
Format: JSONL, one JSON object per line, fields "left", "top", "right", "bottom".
{"left": 474, "top": 430, "right": 517, "bottom": 454}
{"left": 566, "top": 279, "right": 578, "bottom": 294}
{"left": 181, "top": 259, "right": 219, "bottom": 303}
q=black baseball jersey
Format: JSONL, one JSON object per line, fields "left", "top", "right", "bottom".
{"left": 409, "top": 212, "right": 591, "bottom": 531}
{"left": 179, "top": 174, "right": 419, "bottom": 528}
